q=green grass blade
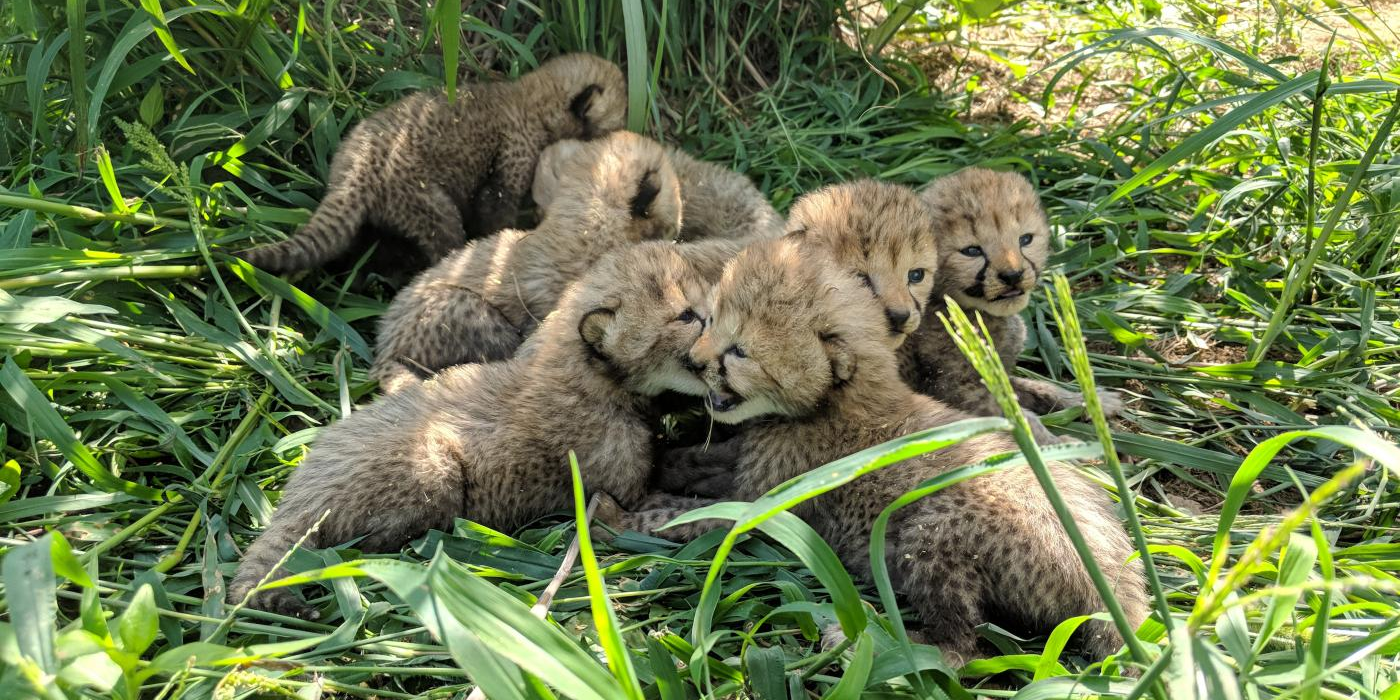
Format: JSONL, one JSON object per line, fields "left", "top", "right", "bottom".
{"left": 568, "top": 452, "right": 644, "bottom": 699}
{"left": 619, "top": 0, "right": 649, "bottom": 133}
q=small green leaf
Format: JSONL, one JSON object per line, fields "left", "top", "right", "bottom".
{"left": 0, "top": 459, "right": 20, "bottom": 506}
{"left": 117, "top": 584, "right": 159, "bottom": 657}
{"left": 50, "top": 531, "right": 93, "bottom": 588}
{"left": 138, "top": 82, "right": 164, "bottom": 125}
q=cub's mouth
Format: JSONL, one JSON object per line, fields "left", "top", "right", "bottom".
{"left": 991, "top": 289, "right": 1025, "bottom": 301}
{"left": 706, "top": 385, "right": 742, "bottom": 413}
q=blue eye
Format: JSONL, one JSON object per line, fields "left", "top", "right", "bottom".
{"left": 907, "top": 268, "right": 926, "bottom": 284}
{"left": 677, "top": 309, "right": 699, "bottom": 323}
{"left": 1019, "top": 233, "right": 1034, "bottom": 246}
{"left": 960, "top": 246, "right": 984, "bottom": 257}
{"left": 726, "top": 345, "right": 747, "bottom": 359}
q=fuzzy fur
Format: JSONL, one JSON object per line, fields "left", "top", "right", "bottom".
{"left": 534, "top": 139, "right": 784, "bottom": 242}
{"left": 370, "top": 131, "right": 683, "bottom": 392}
{"left": 899, "top": 168, "right": 1123, "bottom": 439}
{"left": 235, "top": 54, "right": 626, "bottom": 278}
{"left": 786, "top": 181, "right": 938, "bottom": 344}
{"left": 606, "top": 238, "right": 1148, "bottom": 665}
{"left": 228, "top": 243, "right": 712, "bottom": 617}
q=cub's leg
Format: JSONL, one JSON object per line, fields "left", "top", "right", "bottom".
{"left": 593, "top": 492, "right": 724, "bottom": 543}
{"left": 653, "top": 439, "right": 740, "bottom": 497}
{"left": 1012, "top": 377, "right": 1125, "bottom": 419}
{"left": 373, "top": 182, "right": 468, "bottom": 266}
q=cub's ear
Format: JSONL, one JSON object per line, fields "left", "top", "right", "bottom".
{"left": 578, "top": 308, "right": 616, "bottom": 353}
{"left": 570, "top": 84, "right": 604, "bottom": 122}
{"left": 820, "top": 331, "right": 856, "bottom": 386}
{"left": 629, "top": 169, "right": 661, "bottom": 219}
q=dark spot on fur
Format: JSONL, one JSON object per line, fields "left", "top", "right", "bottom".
{"left": 630, "top": 169, "right": 661, "bottom": 219}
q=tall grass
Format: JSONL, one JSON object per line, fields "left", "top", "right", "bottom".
{"left": 1, "top": 0, "right": 1398, "bottom": 697}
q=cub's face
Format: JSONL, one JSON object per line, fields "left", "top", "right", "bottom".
{"left": 578, "top": 244, "right": 711, "bottom": 397}
{"left": 687, "top": 240, "right": 877, "bottom": 424}
{"left": 923, "top": 169, "right": 1050, "bottom": 317}
{"left": 787, "top": 181, "right": 937, "bottom": 344}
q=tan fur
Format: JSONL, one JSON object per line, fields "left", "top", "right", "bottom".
{"left": 786, "top": 181, "right": 938, "bottom": 343}
{"left": 370, "top": 131, "right": 682, "bottom": 392}
{"left": 534, "top": 140, "right": 784, "bottom": 242}
{"left": 899, "top": 168, "right": 1123, "bottom": 436}
{"left": 609, "top": 238, "right": 1147, "bottom": 665}
{"left": 229, "top": 243, "right": 711, "bottom": 617}
{"left": 235, "top": 54, "right": 626, "bottom": 277}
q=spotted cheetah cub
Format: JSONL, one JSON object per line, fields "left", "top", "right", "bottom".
{"left": 229, "top": 243, "right": 711, "bottom": 617}
{"left": 900, "top": 168, "right": 1123, "bottom": 440}
{"left": 534, "top": 139, "right": 783, "bottom": 242}
{"left": 235, "top": 54, "right": 626, "bottom": 277}
{"left": 607, "top": 238, "right": 1147, "bottom": 664}
{"left": 370, "top": 131, "right": 681, "bottom": 392}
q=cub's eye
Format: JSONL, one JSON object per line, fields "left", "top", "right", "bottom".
{"left": 907, "top": 268, "right": 926, "bottom": 284}
{"left": 1019, "top": 233, "right": 1034, "bottom": 246}
{"left": 677, "top": 309, "right": 699, "bottom": 324}
{"left": 726, "top": 345, "right": 747, "bottom": 359}
{"left": 960, "top": 245, "right": 984, "bottom": 258}
{"left": 855, "top": 272, "right": 875, "bottom": 290}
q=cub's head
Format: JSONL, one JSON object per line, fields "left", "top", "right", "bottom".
{"left": 786, "top": 181, "right": 937, "bottom": 344}
{"left": 688, "top": 238, "right": 891, "bottom": 424}
{"left": 571, "top": 242, "right": 710, "bottom": 397}
{"left": 534, "top": 53, "right": 627, "bottom": 140}
{"left": 547, "top": 131, "right": 682, "bottom": 243}
{"left": 922, "top": 168, "right": 1050, "bottom": 317}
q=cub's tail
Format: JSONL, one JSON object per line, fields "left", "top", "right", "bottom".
{"left": 235, "top": 190, "right": 366, "bottom": 274}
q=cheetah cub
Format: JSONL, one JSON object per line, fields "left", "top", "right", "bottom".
{"left": 370, "top": 131, "right": 681, "bottom": 393}
{"left": 235, "top": 53, "right": 626, "bottom": 278}
{"left": 607, "top": 238, "right": 1148, "bottom": 665}
{"left": 229, "top": 243, "right": 712, "bottom": 617}
{"left": 900, "top": 168, "right": 1123, "bottom": 441}
{"left": 534, "top": 139, "right": 784, "bottom": 242}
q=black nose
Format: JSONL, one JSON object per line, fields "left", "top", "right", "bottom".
{"left": 683, "top": 355, "right": 704, "bottom": 374}
{"left": 707, "top": 389, "right": 738, "bottom": 412}
{"left": 998, "top": 269, "right": 1025, "bottom": 285}
{"left": 885, "top": 309, "right": 911, "bottom": 333}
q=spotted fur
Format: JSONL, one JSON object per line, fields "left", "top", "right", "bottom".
{"left": 228, "top": 243, "right": 712, "bottom": 617}
{"left": 608, "top": 238, "right": 1148, "bottom": 665}
{"left": 534, "top": 139, "right": 784, "bottom": 242}
{"left": 370, "top": 132, "right": 682, "bottom": 393}
{"left": 235, "top": 54, "right": 626, "bottom": 278}
{"left": 899, "top": 168, "right": 1123, "bottom": 441}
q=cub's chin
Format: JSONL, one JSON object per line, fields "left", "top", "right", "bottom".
{"left": 950, "top": 288, "right": 1032, "bottom": 318}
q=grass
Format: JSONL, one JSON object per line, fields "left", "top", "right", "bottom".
{"left": 1, "top": 0, "right": 1398, "bottom": 697}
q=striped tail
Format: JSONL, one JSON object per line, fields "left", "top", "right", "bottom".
{"left": 235, "top": 190, "right": 366, "bottom": 274}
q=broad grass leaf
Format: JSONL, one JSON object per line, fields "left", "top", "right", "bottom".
{"left": 138, "top": 0, "right": 194, "bottom": 73}
{"left": 670, "top": 502, "right": 867, "bottom": 641}
{"left": 49, "top": 531, "right": 93, "bottom": 588}
{"left": 620, "top": 0, "right": 649, "bottom": 132}
{"left": 1207, "top": 426, "right": 1400, "bottom": 585}
{"left": 569, "top": 453, "right": 643, "bottom": 698}
{"left": 1010, "top": 675, "right": 1134, "bottom": 699}
{"left": 0, "top": 291, "right": 114, "bottom": 324}
{"left": 0, "top": 358, "right": 161, "bottom": 499}
{"left": 745, "top": 644, "right": 788, "bottom": 700}
{"left": 1033, "top": 613, "right": 1106, "bottom": 681}
{"left": 226, "top": 258, "right": 371, "bottom": 361}
{"left": 344, "top": 559, "right": 543, "bottom": 700}
{"left": 1254, "top": 534, "right": 1317, "bottom": 654}
{"left": 644, "top": 636, "right": 687, "bottom": 700}
{"left": 117, "top": 584, "right": 159, "bottom": 658}
{"left": 821, "top": 630, "right": 874, "bottom": 700}
{"left": 3, "top": 535, "right": 57, "bottom": 674}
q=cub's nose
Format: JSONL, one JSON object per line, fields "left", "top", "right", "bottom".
{"left": 885, "top": 308, "right": 911, "bottom": 333}
{"left": 998, "top": 268, "right": 1025, "bottom": 286}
